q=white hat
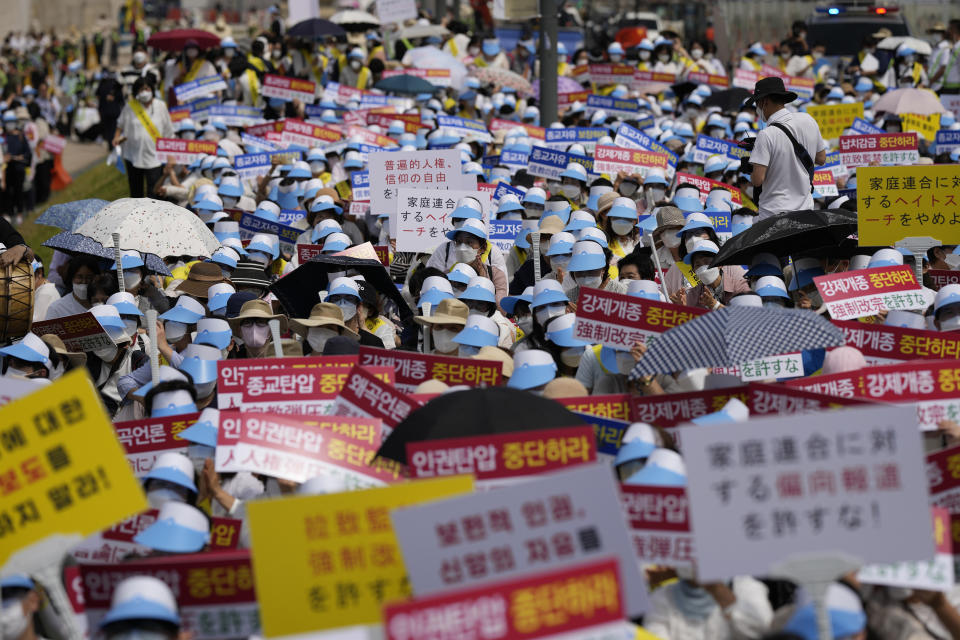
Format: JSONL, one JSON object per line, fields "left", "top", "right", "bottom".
{"left": 100, "top": 576, "right": 180, "bottom": 628}
{"left": 133, "top": 502, "right": 209, "bottom": 553}
{"left": 145, "top": 452, "right": 197, "bottom": 493}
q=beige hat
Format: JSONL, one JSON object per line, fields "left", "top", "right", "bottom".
{"left": 652, "top": 205, "right": 685, "bottom": 241}
{"left": 414, "top": 379, "right": 450, "bottom": 394}
{"left": 289, "top": 302, "right": 359, "bottom": 338}
{"left": 227, "top": 299, "right": 288, "bottom": 335}
{"left": 414, "top": 298, "right": 469, "bottom": 327}
{"left": 596, "top": 191, "right": 619, "bottom": 216}
{"left": 537, "top": 215, "right": 566, "bottom": 235}
{"left": 472, "top": 346, "right": 513, "bottom": 377}
{"left": 872, "top": 28, "right": 893, "bottom": 39}
{"left": 268, "top": 338, "right": 304, "bottom": 358}
{"left": 39, "top": 334, "right": 86, "bottom": 368}
{"left": 542, "top": 376, "right": 589, "bottom": 399}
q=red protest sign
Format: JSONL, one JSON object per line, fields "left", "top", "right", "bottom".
{"left": 686, "top": 71, "right": 729, "bottom": 87}
{"left": 261, "top": 74, "right": 316, "bottom": 102}
{"left": 245, "top": 120, "right": 284, "bottom": 137}
{"left": 31, "top": 311, "right": 114, "bottom": 352}
{"left": 113, "top": 412, "right": 198, "bottom": 476}
{"left": 814, "top": 265, "right": 924, "bottom": 320}
{"left": 281, "top": 118, "right": 341, "bottom": 146}
{"left": 99, "top": 509, "right": 242, "bottom": 550}
{"left": 217, "top": 355, "right": 359, "bottom": 406}
{"left": 154, "top": 138, "right": 218, "bottom": 163}
{"left": 358, "top": 346, "right": 503, "bottom": 392}
{"left": 329, "top": 364, "right": 422, "bottom": 437}
{"left": 620, "top": 485, "right": 695, "bottom": 569}
{"left": 374, "top": 244, "right": 390, "bottom": 265}
{"left": 674, "top": 171, "right": 744, "bottom": 205}
{"left": 587, "top": 62, "right": 638, "bottom": 85}
{"left": 366, "top": 112, "right": 421, "bottom": 133}
{"left": 839, "top": 132, "right": 919, "bottom": 167}
{"left": 573, "top": 286, "right": 707, "bottom": 349}
{"left": 406, "top": 427, "right": 596, "bottom": 486}
{"left": 556, "top": 394, "right": 632, "bottom": 422}
{"left": 347, "top": 125, "right": 399, "bottom": 148}
{"left": 42, "top": 134, "right": 66, "bottom": 155}
{"left": 593, "top": 144, "right": 669, "bottom": 177}
{"left": 232, "top": 364, "right": 393, "bottom": 415}
{"left": 929, "top": 270, "right": 960, "bottom": 290}
{"left": 296, "top": 243, "right": 323, "bottom": 264}
{"left": 629, "top": 386, "right": 750, "bottom": 427}
{"left": 833, "top": 319, "right": 960, "bottom": 364}
{"left": 747, "top": 382, "right": 873, "bottom": 416}
{"left": 382, "top": 68, "right": 452, "bottom": 87}
{"left": 383, "top": 558, "right": 624, "bottom": 640}
{"left": 488, "top": 118, "right": 546, "bottom": 139}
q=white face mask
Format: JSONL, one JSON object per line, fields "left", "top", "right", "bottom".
{"left": 646, "top": 186, "right": 666, "bottom": 206}
{"left": 755, "top": 104, "right": 765, "bottom": 125}
{"left": 240, "top": 323, "right": 270, "bottom": 348}
{"left": 307, "top": 326, "right": 339, "bottom": 352}
{"left": 122, "top": 317, "right": 139, "bottom": 337}
{"left": 940, "top": 314, "right": 960, "bottom": 332}
{"left": 123, "top": 270, "right": 142, "bottom": 290}
{"left": 456, "top": 243, "right": 478, "bottom": 264}
{"left": 137, "top": 91, "right": 153, "bottom": 104}
{"left": 221, "top": 195, "right": 238, "bottom": 209}
{"left": 685, "top": 235, "right": 708, "bottom": 253}
{"left": 310, "top": 161, "right": 325, "bottom": 174}
{"left": 611, "top": 219, "right": 635, "bottom": 237}
{"left": 165, "top": 320, "right": 187, "bottom": 341}
{"left": 1, "top": 596, "right": 29, "bottom": 640}
{"left": 350, "top": 59, "right": 362, "bottom": 70}
{"left": 181, "top": 131, "right": 196, "bottom": 140}
{"left": 639, "top": 50, "right": 651, "bottom": 61}
{"left": 575, "top": 274, "right": 603, "bottom": 289}
{"left": 691, "top": 49, "right": 703, "bottom": 60}
{"left": 4, "top": 368, "right": 30, "bottom": 379}
{"left": 662, "top": 232, "right": 682, "bottom": 249}
{"left": 524, "top": 206, "right": 543, "bottom": 219}
{"left": 501, "top": 211, "right": 522, "bottom": 221}
{"left": 432, "top": 328, "right": 458, "bottom": 353}
{"left": 535, "top": 303, "right": 565, "bottom": 326}
{"left": 73, "top": 283, "right": 88, "bottom": 300}
{"left": 195, "top": 380, "right": 216, "bottom": 398}
{"left": 458, "top": 344, "right": 481, "bottom": 357}
{"left": 334, "top": 300, "right": 357, "bottom": 322}
{"left": 146, "top": 486, "right": 188, "bottom": 508}
{"left": 550, "top": 255, "right": 571, "bottom": 272}
{"left": 658, "top": 54, "right": 671, "bottom": 63}
{"left": 616, "top": 350, "right": 636, "bottom": 375}
{"left": 517, "top": 315, "right": 533, "bottom": 335}
{"left": 561, "top": 273, "right": 579, "bottom": 300}
{"left": 561, "top": 184, "right": 581, "bottom": 199}
{"left": 559, "top": 347, "right": 583, "bottom": 367}
{"left": 94, "top": 344, "right": 118, "bottom": 362}
{"left": 695, "top": 265, "right": 721, "bottom": 288}
{"left": 610, "top": 54, "right": 622, "bottom": 63}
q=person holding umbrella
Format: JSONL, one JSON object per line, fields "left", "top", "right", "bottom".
{"left": 112, "top": 77, "right": 174, "bottom": 198}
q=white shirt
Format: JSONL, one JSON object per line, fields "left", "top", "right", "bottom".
{"left": 44, "top": 293, "right": 88, "bottom": 320}
{"left": 643, "top": 577, "right": 773, "bottom": 640}
{"left": 116, "top": 98, "right": 175, "bottom": 169}
{"left": 943, "top": 41, "right": 960, "bottom": 88}
{"left": 750, "top": 108, "right": 826, "bottom": 220}
{"left": 33, "top": 282, "right": 60, "bottom": 322}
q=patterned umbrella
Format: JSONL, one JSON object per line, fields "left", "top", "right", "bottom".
{"left": 872, "top": 88, "right": 947, "bottom": 116}
{"left": 72, "top": 198, "right": 220, "bottom": 259}
{"left": 627, "top": 306, "right": 845, "bottom": 377}
{"left": 471, "top": 65, "right": 534, "bottom": 96}
{"left": 35, "top": 199, "right": 109, "bottom": 231}
{"left": 43, "top": 232, "right": 171, "bottom": 276}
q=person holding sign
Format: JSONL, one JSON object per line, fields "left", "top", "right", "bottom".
{"left": 113, "top": 77, "right": 174, "bottom": 198}
{"left": 745, "top": 77, "right": 826, "bottom": 220}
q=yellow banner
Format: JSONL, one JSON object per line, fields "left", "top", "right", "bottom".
{"left": 247, "top": 476, "right": 473, "bottom": 636}
{"left": 856, "top": 165, "right": 960, "bottom": 245}
{"left": 807, "top": 102, "right": 864, "bottom": 140}
{"left": 0, "top": 370, "right": 147, "bottom": 568}
{"left": 901, "top": 112, "right": 941, "bottom": 142}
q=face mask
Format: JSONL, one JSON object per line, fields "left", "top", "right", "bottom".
{"left": 310, "top": 161, "right": 325, "bottom": 174}
{"left": 611, "top": 219, "right": 635, "bottom": 237}
{"left": 123, "top": 270, "right": 142, "bottom": 290}
{"left": 3, "top": 123, "right": 13, "bottom": 132}
{"left": 561, "top": 273, "right": 580, "bottom": 301}
{"left": 195, "top": 380, "right": 216, "bottom": 398}
{"left": 575, "top": 274, "right": 603, "bottom": 289}
{"left": 456, "top": 243, "right": 478, "bottom": 264}
{"left": 123, "top": 318, "right": 139, "bottom": 337}
{"left": 137, "top": 91, "right": 152, "bottom": 104}
{"left": 272, "top": 49, "right": 282, "bottom": 59}
{"left": 458, "top": 344, "right": 480, "bottom": 357}
{"left": 307, "top": 327, "right": 339, "bottom": 352}
{"left": 691, "top": 49, "right": 703, "bottom": 60}
{"left": 240, "top": 323, "right": 270, "bottom": 348}
{"left": 662, "top": 233, "right": 681, "bottom": 249}
{"left": 133, "top": 51, "right": 147, "bottom": 65}
{"left": 780, "top": 52, "right": 790, "bottom": 59}
{"left": 535, "top": 303, "right": 565, "bottom": 326}
{"left": 523, "top": 206, "right": 543, "bottom": 219}
{"left": 221, "top": 195, "right": 238, "bottom": 209}
{"left": 432, "top": 328, "right": 458, "bottom": 353}
{"left": 755, "top": 104, "right": 765, "bottom": 125}
{"left": 73, "top": 283, "right": 88, "bottom": 300}
{"left": 247, "top": 251, "right": 271, "bottom": 266}
{"left": 763, "top": 300, "right": 786, "bottom": 309}
{"left": 334, "top": 300, "right": 357, "bottom": 322}
{"left": 350, "top": 60, "right": 361, "bottom": 70}
{"left": 186, "top": 48, "right": 199, "bottom": 59}
{"left": 610, "top": 54, "right": 622, "bottom": 63}
{"left": 941, "top": 315, "right": 960, "bottom": 332}
{"left": 146, "top": 486, "right": 188, "bottom": 508}
{"left": 4, "top": 367, "right": 30, "bottom": 379}
{"left": 812, "top": 51, "right": 823, "bottom": 60}
{"left": 695, "top": 265, "right": 720, "bottom": 287}
{"left": 685, "top": 236, "right": 707, "bottom": 253}
{"left": 620, "top": 181, "right": 639, "bottom": 197}
{"left": 658, "top": 54, "right": 671, "bottom": 63}
{"left": 616, "top": 350, "right": 636, "bottom": 375}
{"left": 223, "top": 48, "right": 234, "bottom": 59}
{"left": 181, "top": 131, "right": 196, "bottom": 140}
{"left": 561, "top": 184, "right": 581, "bottom": 199}
{"left": 469, "top": 47, "right": 480, "bottom": 56}
{"left": 1, "top": 596, "right": 29, "bottom": 640}
{"left": 165, "top": 320, "right": 187, "bottom": 341}
{"left": 94, "top": 343, "right": 119, "bottom": 362}
{"left": 501, "top": 211, "right": 522, "bottom": 221}
{"left": 517, "top": 315, "right": 533, "bottom": 335}
{"left": 559, "top": 347, "right": 583, "bottom": 367}
{"left": 646, "top": 187, "right": 666, "bottom": 207}
{"left": 639, "top": 50, "right": 651, "bottom": 61}
{"left": 559, "top": 55, "right": 568, "bottom": 63}
{"left": 550, "top": 255, "right": 571, "bottom": 272}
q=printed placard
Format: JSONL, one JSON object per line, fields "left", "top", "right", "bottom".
{"left": 350, "top": 169, "right": 370, "bottom": 201}
{"left": 395, "top": 188, "right": 491, "bottom": 253}
{"left": 280, "top": 118, "right": 342, "bottom": 146}
{"left": 573, "top": 287, "right": 707, "bottom": 350}
{"left": 692, "top": 133, "right": 749, "bottom": 164}
{"left": 587, "top": 63, "right": 637, "bottom": 86}
{"left": 859, "top": 508, "right": 953, "bottom": 592}
{"left": 613, "top": 123, "right": 679, "bottom": 174}
{"left": 358, "top": 346, "right": 503, "bottom": 392}
{"left": 246, "top": 476, "right": 474, "bottom": 635}
{"left": 154, "top": 138, "right": 218, "bottom": 164}
{"left": 113, "top": 413, "right": 197, "bottom": 476}
{"left": 593, "top": 145, "right": 669, "bottom": 178}
{"left": 928, "top": 270, "right": 960, "bottom": 290}
{"left": 376, "top": 0, "right": 418, "bottom": 26}
{"left": 390, "top": 464, "right": 651, "bottom": 618}
{"left": 630, "top": 387, "right": 750, "bottom": 429}
{"left": 901, "top": 113, "right": 941, "bottom": 142}
{"left": 686, "top": 71, "right": 729, "bottom": 87}
{"left": 559, "top": 395, "right": 631, "bottom": 457}
{"left": 261, "top": 74, "right": 316, "bottom": 102}
{"left": 585, "top": 94, "right": 640, "bottom": 120}
{"left": 42, "top": 134, "right": 66, "bottom": 155}
{"left": 217, "top": 356, "right": 358, "bottom": 407}
{"left": 527, "top": 146, "right": 596, "bottom": 181}
{"left": 238, "top": 212, "right": 303, "bottom": 255}
{"left": 208, "top": 105, "right": 262, "bottom": 127}
{"left": 234, "top": 149, "right": 302, "bottom": 179}
{"left": 839, "top": 132, "right": 919, "bottom": 168}
{"left": 747, "top": 383, "right": 873, "bottom": 418}
{"left": 813, "top": 265, "right": 924, "bottom": 320}
{"left": 174, "top": 74, "right": 228, "bottom": 102}
{"left": 851, "top": 117, "right": 883, "bottom": 135}
{"left": 436, "top": 115, "right": 493, "bottom": 142}
{"left": 674, "top": 171, "right": 744, "bottom": 206}
{"left": 406, "top": 427, "right": 596, "bottom": 487}
{"left": 935, "top": 130, "right": 960, "bottom": 155}
{"left": 31, "top": 311, "right": 114, "bottom": 352}
{"left": 833, "top": 319, "right": 960, "bottom": 364}
{"left": 632, "top": 70, "right": 678, "bottom": 90}
{"left": 328, "top": 365, "right": 422, "bottom": 438}
{"left": 370, "top": 149, "right": 465, "bottom": 237}
{"left": 807, "top": 102, "right": 864, "bottom": 140}
{"left": 489, "top": 219, "right": 524, "bottom": 255}
{"left": 231, "top": 364, "right": 393, "bottom": 416}
{"left": 544, "top": 127, "right": 608, "bottom": 150}
{"left": 381, "top": 68, "right": 451, "bottom": 87}
{"left": 712, "top": 352, "right": 805, "bottom": 381}
{"left": 683, "top": 405, "right": 934, "bottom": 581}
{"left": 857, "top": 165, "right": 960, "bottom": 246}
{"left": 813, "top": 169, "right": 838, "bottom": 196}
{"left": 620, "top": 485, "right": 695, "bottom": 569}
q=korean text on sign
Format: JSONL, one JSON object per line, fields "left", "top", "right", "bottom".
{"left": 621, "top": 485, "right": 695, "bottom": 570}
{"left": 31, "top": 312, "right": 114, "bottom": 353}
{"left": 593, "top": 145, "right": 669, "bottom": 178}
{"left": 857, "top": 165, "right": 960, "bottom": 246}
{"left": 114, "top": 413, "right": 197, "bottom": 476}
{"left": 154, "top": 138, "right": 218, "bottom": 164}
{"left": 358, "top": 346, "right": 503, "bottom": 393}
{"left": 328, "top": 365, "right": 421, "bottom": 438}
{"left": 261, "top": 74, "right": 316, "bottom": 102}
{"left": 833, "top": 319, "right": 960, "bottom": 364}
{"left": 839, "top": 132, "right": 919, "bottom": 168}
{"left": 813, "top": 265, "right": 924, "bottom": 321}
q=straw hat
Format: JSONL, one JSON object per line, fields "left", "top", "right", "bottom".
{"left": 414, "top": 298, "right": 469, "bottom": 327}
{"left": 542, "top": 376, "right": 589, "bottom": 398}
{"left": 414, "top": 379, "right": 450, "bottom": 394}
{"left": 227, "top": 299, "right": 288, "bottom": 336}
{"left": 38, "top": 334, "right": 86, "bottom": 368}
{"left": 289, "top": 302, "right": 359, "bottom": 339}
{"left": 471, "top": 345, "right": 513, "bottom": 377}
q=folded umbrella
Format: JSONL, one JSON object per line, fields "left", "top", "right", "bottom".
{"left": 374, "top": 74, "right": 439, "bottom": 95}
{"left": 710, "top": 209, "right": 858, "bottom": 268}
{"left": 36, "top": 198, "right": 109, "bottom": 231}
{"left": 146, "top": 29, "right": 221, "bottom": 52}
{"left": 375, "top": 388, "right": 589, "bottom": 464}
{"left": 288, "top": 18, "right": 346, "bottom": 39}
{"left": 43, "top": 232, "right": 171, "bottom": 275}
{"left": 627, "top": 306, "right": 846, "bottom": 377}
{"left": 872, "top": 88, "right": 947, "bottom": 116}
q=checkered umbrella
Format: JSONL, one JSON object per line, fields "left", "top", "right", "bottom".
{"left": 627, "top": 306, "right": 845, "bottom": 378}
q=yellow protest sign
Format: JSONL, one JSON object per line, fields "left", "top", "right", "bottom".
{"left": 901, "top": 113, "right": 941, "bottom": 142}
{"left": 247, "top": 475, "right": 473, "bottom": 636}
{"left": 856, "top": 165, "right": 960, "bottom": 246}
{"left": 807, "top": 102, "right": 864, "bottom": 139}
{"left": 0, "top": 370, "right": 147, "bottom": 568}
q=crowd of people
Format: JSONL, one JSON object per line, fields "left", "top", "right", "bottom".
{"left": 2, "top": 6, "right": 960, "bottom": 640}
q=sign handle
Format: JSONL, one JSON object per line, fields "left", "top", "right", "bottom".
{"left": 112, "top": 232, "right": 125, "bottom": 293}
{"left": 647, "top": 232, "right": 670, "bottom": 302}
{"left": 422, "top": 302, "right": 432, "bottom": 354}
{"left": 532, "top": 232, "right": 542, "bottom": 283}
{"left": 895, "top": 236, "right": 939, "bottom": 290}
{"left": 770, "top": 551, "right": 863, "bottom": 640}
{"left": 146, "top": 309, "right": 159, "bottom": 386}
{"left": 268, "top": 319, "right": 283, "bottom": 359}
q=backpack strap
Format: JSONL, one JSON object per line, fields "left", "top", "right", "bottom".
{"left": 768, "top": 121, "right": 815, "bottom": 191}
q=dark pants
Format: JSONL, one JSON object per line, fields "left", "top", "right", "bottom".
{"left": 4, "top": 163, "right": 27, "bottom": 215}
{"left": 125, "top": 161, "right": 162, "bottom": 198}
{"left": 35, "top": 159, "right": 53, "bottom": 204}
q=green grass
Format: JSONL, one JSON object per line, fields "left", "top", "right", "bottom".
{"left": 21, "top": 162, "right": 129, "bottom": 267}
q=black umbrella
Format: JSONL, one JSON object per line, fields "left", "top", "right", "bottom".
{"left": 375, "top": 388, "right": 590, "bottom": 464}
{"left": 374, "top": 74, "right": 439, "bottom": 95}
{"left": 669, "top": 81, "right": 697, "bottom": 104}
{"left": 703, "top": 87, "right": 752, "bottom": 113}
{"left": 269, "top": 254, "right": 413, "bottom": 320}
{"left": 710, "top": 209, "right": 859, "bottom": 267}
{"left": 288, "top": 18, "right": 346, "bottom": 39}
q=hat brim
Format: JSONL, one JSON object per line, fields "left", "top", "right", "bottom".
{"left": 175, "top": 277, "right": 228, "bottom": 298}
{"left": 289, "top": 317, "right": 358, "bottom": 339}
{"left": 745, "top": 89, "right": 798, "bottom": 107}
{"left": 228, "top": 312, "right": 288, "bottom": 333}
{"left": 414, "top": 313, "right": 468, "bottom": 327}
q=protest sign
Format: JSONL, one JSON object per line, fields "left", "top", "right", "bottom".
{"left": 0, "top": 371, "right": 147, "bottom": 567}
{"left": 683, "top": 405, "right": 933, "bottom": 581}
{"left": 391, "top": 464, "right": 650, "bottom": 618}
{"left": 593, "top": 145, "right": 669, "bottom": 178}
{"left": 186, "top": 96, "right": 218, "bottom": 121}
{"left": 489, "top": 119, "right": 546, "bottom": 140}
{"left": 858, "top": 508, "right": 953, "bottom": 592}
{"left": 620, "top": 485, "right": 695, "bottom": 570}
{"left": 395, "top": 188, "right": 491, "bottom": 253}
{"left": 630, "top": 387, "right": 750, "bottom": 431}
{"left": 359, "top": 346, "right": 504, "bottom": 392}
{"left": 347, "top": 125, "right": 400, "bottom": 148}
{"left": 587, "top": 63, "right": 637, "bottom": 86}
{"left": 632, "top": 70, "right": 678, "bottom": 92}
{"left": 544, "top": 127, "right": 608, "bottom": 150}
{"left": 234, "top": 150, "right": 301, "bottom": 179}
{"left": 489, "top": 219, "right": 524, "bottom": 255}
{"left": 381, "top": 68, "right": 450, "bottom": 87}
{"left": 240, "top": 132, "right": 279, "bottom": 151}
{"left": 230, "top": 363, "right": 393, "bottom": 415}
{"left": 857, "top": 165, "right": 960, "bottom": 245}
{"left": 936, "top": 130, "right": 960, "bottom": 155}
{"left": 296, "top": 243, "right": 324, "bottom": 264}
{"left": 807, "top": 103, "right": 864, "bottom": 140}
{"left": 80, "top": 551, "right": 258, "bottom": 639}
{"left": 499, "top": 148, "right": 531, "bottom": 169}
{"left": 813, "top": 265, "right": 925, "bottom": 320}
{"left": 833, "top": 319, "right": 960, "bottom": 365}
{"left": 557, "top": 394, "right": 631, "bottom": 458}
{"left": 349, "top": 169, "right": 370, "bottom": 202}
{"left": 839, "top": 132, "right": 919, "bottom": 168}
{"left": 261, "top": 74, "right": 316, "bottom": 102}
{"left": 929, "top": 270, "right": 960, "bottom": 289}
{"left": 558, "top": 89, "right": 590, "bottom": 108}
{"left": 238, "top": 212, "right": 302, "bottom": 255}
{"left": 673, "top": 171, "right": 744, "bottom": 208}
{"left": 369, "top": 149, "right": 465, "bottom": 237}
{"left": 711, "top": 352, "right": 806, "bottom": 381}
{"left": 851, "top": 117, "right": 884, "bottom": 135}
{"left": 573, "top": 287, "right": 707, "bottom": 350}
{"left": 613, "top": 124, "right": 679, "bottom": 172}
{"left": 174, "top": 75, "right": 228, "bottom": 102}
{"left": 383, "top": 558, "right": 627, "bottom": 640}
{"left": 691, "top": 134, "right": 749, "bottom": 164}
{"left": 376, "top": 0, "right": 417, "bottom": 24}
{"left": 0, "top": 377, "right": 50, "bottom": 407}
{"left": 208, "top": 105, "right": 262, "bottom": 127}
{"left": 747, "top": 383, "right": 872, "bottom": 417}
{"left": 155, "top": 138, "right": 218, "bottom": 163}
{"left": 217, "top": 356, "right": 359, "bottom": 407}
{"left": 31, "top": 311, "right": 114, "bottom": 352}
{"left": 113, "top": 413, "right": 196, "bottom": 476}
{"left": 406, "top": 427, "right": 596, "bottom": 488}
{"left": 925, "top": 445, "right": 960, "bottom": 574}
{"left": 527, "top": 147, "right": 596, "bottom": 181}
{"left": 492, "top": 181, "right": 525, "bottom": 206}
{"left": 901, "top": 113, "right": 941, "bottom": 141}
{"left": 247, "top": 476, "right": 473, "bottom": 635}
{"left": 586, "top": 95, "right": 641, "bottom": 120}
{"left": 280, "top": 119, "right": 341, "bottom": 146}
{"left": 42, "top": 134, "right": 66, "bottom": 155}
{"left": 436, "top": 115, "right": 493, "bottom": 142}
{"left": 686, "top": 71, "right": 730, "bottom": 87}
{"left": 813, "top": 169, "right": 838, "bottom": 197}
{"left": 328, "top": 365, "right": 422, "bottom": 438}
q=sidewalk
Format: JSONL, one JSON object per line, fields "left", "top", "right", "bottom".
{"left": 60, "top": 139, "right": 109, "bottom": 176}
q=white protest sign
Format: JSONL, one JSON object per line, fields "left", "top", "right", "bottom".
{"left": 858, "top": 507, "right": 954, "bottom": 592}
{"left": 390, "top": 463, "right": 651, "bottom": 618}
{"left": 394, "top": 188, "right": 491, "bottom": 253}
{"left": 683, "top": 405, "right": 934, "bottom": 581}
{"left": 376, "top": 0, "right": 417, "bottom": 24}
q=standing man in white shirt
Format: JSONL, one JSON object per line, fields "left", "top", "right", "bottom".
{"left": 746, "top": 77, "right": 827, "bottom": 220}
{"left": 112, "top": 77, "right": 175, "bottom": 198}
{"left": 932, "top": 20, "right": 960, "bottom": 96}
